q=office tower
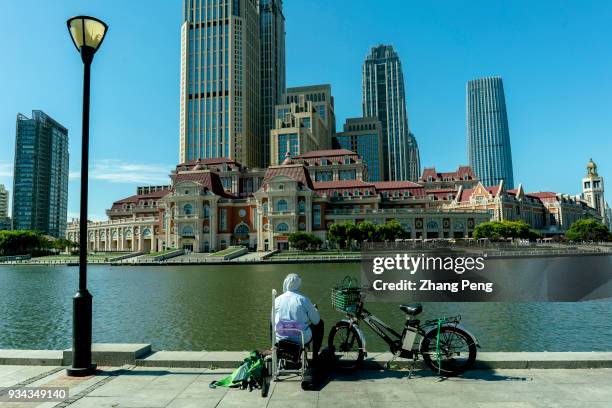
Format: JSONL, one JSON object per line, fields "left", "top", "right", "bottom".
{"left": 13, "top": 111, "right": 69, "bottom": 237}
{"left": 582, "top": 158, "right": 608, "bottom": 226}
{"left": 180, "top": 0, "right": 261, "bottom": 167}
{"left": 362, "top": 44, "right": 419, "bottom": 181}
{"left": 407, "top": 132, "right": 420, "bottom": 184}
{"left": 259, "top": 0, "right": 286, "bottom": 167}
{"left": 334, "top": 117, "right": 384, "bottom": 181}
{"left": 0, "top": 184, "right": 8, "bottom": 219}
{"left": 467, "top": 76, "right": 514, "bottom": 188}
{"left": 269, "top": 84, "right": 335, "bottom": 165}
{"left": 0, "top": 184, "right": 10, "bottom": 230}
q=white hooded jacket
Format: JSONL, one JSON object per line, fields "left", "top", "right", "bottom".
{"left": 274, "top": 274, "right": 321, "bottom": 344}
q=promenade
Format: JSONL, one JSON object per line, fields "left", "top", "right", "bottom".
{"left": 1, "top": 363, "right": 611, "bottom": 407}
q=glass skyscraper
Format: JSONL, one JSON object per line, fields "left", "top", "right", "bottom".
{"left": 13, "top": 111, "right": 69, "bottom": 237}
{"left": 180, "top": 0, "right": 262, "bottom": 167}
{"left": 334, "top": 117, "right": 384, "bottom": 181}
{"left": 259, "top": 0, "right": 285, "bottom": 168}
{"left": 467, "top": 76, "right": 514, "bottom": 189}
{"left": 362, "top": 44, "right": 420, "bottom": 182}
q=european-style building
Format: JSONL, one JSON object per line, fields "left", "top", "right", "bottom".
{"left": 66, "top": 151, "right": 603, "bottom": 252}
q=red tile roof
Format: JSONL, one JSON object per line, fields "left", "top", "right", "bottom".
{"left": 173, "top": 171, "right": 235, "bottom": 198}
{"left": 525, "top": 191, "right": 558, "bottom": 199}
{"left": 313, "top": 180, "right": 374, "bottom": 189}
{"left": 263, "top": 165, "right": 314, "bottom": 189}
{"left": 420, "top": 166, "right": 476, "bottom": 182}
{"left": 113, "top": 189, "right": 170, "bottom": 205}
{"left": 372, "top": 181, "right": 423, "bottom": 189}
{"left": 296, "top": 149, "right": 357, "bottom": 158}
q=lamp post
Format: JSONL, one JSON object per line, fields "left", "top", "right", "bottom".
{"left": 66, "top": 15, "right": 108, "bottom": 377}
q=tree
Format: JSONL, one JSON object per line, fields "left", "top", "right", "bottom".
{"left": 328, "top": 222, "right": 357, "bottom": 249}
{"left": 473, "top": 220, "right": 538, "bottom": 241}
{"left": 375, "top": 220, "right": 406, "bottom": 241}
{"left": 288, "top": 232, "right": 322, "bottom": 251}
{"left": 0, "top": 230, "right": 48, "bottom": 256}
{"left": 565, "top": 219, "right": 611, "bottom": 242}
{"left": 357, "top": 221, "right": 377, "bottom": 242}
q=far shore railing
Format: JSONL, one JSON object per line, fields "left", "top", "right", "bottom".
{"left": 1, "top": 242, "right": 610, "bottom": 265}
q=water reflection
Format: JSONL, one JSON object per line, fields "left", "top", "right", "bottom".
{"left": 0, "top": 264, "right": 611, "bottom": 351}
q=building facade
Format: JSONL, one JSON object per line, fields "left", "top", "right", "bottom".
{"left": 362, "top": 44, "right": 420, "bottom": 181}
{"left": 259, "top": 0, "right": 285, "bottom": 167}
{"left": 334, "top": 117, "right": 384, "bottom": 181}
{"left": 179, "top": 0, "right": 261, "bottom": 167}
{"left": 467, "top": 76, "right": 515, "bottom": 189}
{"left": 445, "top": 180, "right": 601, "bottom": 235}
{"left": 419, "top": 166, "right": 479, "bottom": 191}
{"left": 0, "top": 184, "right": 10, "bottom": 230}
{"left": 581, "top": 158, "right": 608, "bottom": 227}
{"left": 68, "top": 151, "right": 493, "bottom": 253}
{"left": 270, "top": 84, "right": 335, "bottom": 165}
{"left": 13, "top": 111, "right": 69, "bottom": 237}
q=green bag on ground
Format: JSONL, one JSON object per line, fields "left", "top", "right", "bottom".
{"left": 210, "top": 351, "right": 267, "bottom": 391}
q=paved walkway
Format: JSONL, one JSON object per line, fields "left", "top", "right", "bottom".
{"left": 0, "top": 365, "right": 611, "bottom": 407}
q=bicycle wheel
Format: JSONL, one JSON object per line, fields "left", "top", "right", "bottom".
{"left": 328, "top": 321, "right": 365, "bottom": 371}
{"left": 420, "top": 326, "right": 477, "bottom": 376}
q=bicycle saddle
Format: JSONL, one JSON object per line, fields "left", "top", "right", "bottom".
{"left": 399, "top": 303, "right": 422, "bottom": 316}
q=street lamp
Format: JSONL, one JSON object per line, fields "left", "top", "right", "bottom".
{"left": 66, "top": 15, "right": 108, "bottom": 377}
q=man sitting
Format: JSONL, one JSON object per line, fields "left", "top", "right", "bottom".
{"left": 274, "top": 273, "right": 324, "bottom": 362}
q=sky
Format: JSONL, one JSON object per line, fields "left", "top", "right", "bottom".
{"left": 0, "top": 0, "right": 611, "bottom": 220}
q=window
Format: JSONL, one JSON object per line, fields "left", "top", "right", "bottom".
{"left": 276, "top": 223, "right": 289, "bottom": 232}
{"left": 203, "top": 204, "right": 210, "bottom": 218}
{"left": 316, "top": 171, "right": 333, "bottom": 181}
{"left": 183, "top": 203, "right": 193, "bottom": 215}
{"left": 181, "top": 225, "right": 194, "bottom": 236}
{"left": 219, "top": 208, "right": 227, "bottom": 231}
{"left": 277, "top": 199, "right": 288, "bottom": 212}
{"left": 235, "top": 223, "right": 249, "bottom": 234}
{"left": 298, "top": 200, "right": 305, "bottom": 213}
{"left": 313, "top": 205, "right": 321, "bottom": 227}
{"left": 339, "top": 170, "right": 356, "bottom": 180}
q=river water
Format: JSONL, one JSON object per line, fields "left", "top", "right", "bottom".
{"left": 1, "top": 263, "right": 611, "bottom": 352}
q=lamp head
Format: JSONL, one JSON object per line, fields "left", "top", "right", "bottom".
{"left": 67, "top": 16, "right": 108, "bottom": 62}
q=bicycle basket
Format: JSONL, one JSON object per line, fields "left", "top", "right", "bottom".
{"left": 331, "top": 276, "right": 361, "bottom": 313}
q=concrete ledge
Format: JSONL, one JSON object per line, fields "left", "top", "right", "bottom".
{"left": 3, "top": 347, "right": 612, "bottom": 370}
{"left": 0, "top": 349, "right": 63, "bottom": 366}
{"left": 136, "top": 350, "right": 612, "bottom": 370}
{"left": 63, "top": 343, "right": 151, "bottom": 366}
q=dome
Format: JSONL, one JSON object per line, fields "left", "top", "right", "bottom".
{"left": 587, "top": 158, "right": 596, "bottom": 168}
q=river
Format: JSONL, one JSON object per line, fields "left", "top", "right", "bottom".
{"left": 1, "top": 263, "right": 611, "bottom": 352}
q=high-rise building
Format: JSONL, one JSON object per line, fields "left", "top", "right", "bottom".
{"left": 334, "top": 117, "right": 384, "bottom": 181}
{"left": 12, "top": 111, "right": 69, "bottom": 237}
{"left": 362, "top": 44, "right": 419, "bottom": 182}
{"left": 259, "top": 0, "right": 285, "bottom": 168}
{"left": 582, "top": 158, "right": 608, "bottom": 227}
{"left": 0, "top": 184, "right": 10, "bottom": 230}
{"left": 467, "top": 76, "right": 514, "bottom": 189}
{"left": 269, "top": 84, "right": 335, "bottom": 165}
{"left": 180, "top": 0, "right": 261, "bottom": 167}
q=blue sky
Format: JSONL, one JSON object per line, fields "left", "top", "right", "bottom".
{"left": 0, "top": 0, "right": 610, "bottom": 220}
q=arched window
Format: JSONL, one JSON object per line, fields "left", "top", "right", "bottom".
{"left": 181, "top": 225, "right": 194, "bottom": 236}
{"left": 235, "top": 223, "right": 250, "bottom": 235}
{"left": 277, "top": 199, "right": 288, "bottom": 212}
{"left": 298, "top": 200, "right": 305, "bottom": 213}
{"left": 142, "top": 228, "right": 152, "bottom": 237}
{"left": 276, "top": 223, "right": 289, "bottom": 232}
{"left": 203, "top": 204, "right": 210, "bottom": 218}
{"left": 426, "top": 221, "right": 438, "bottom": 230}
{"left": 183, "top": 203, "right": 193, "bottom": 215}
